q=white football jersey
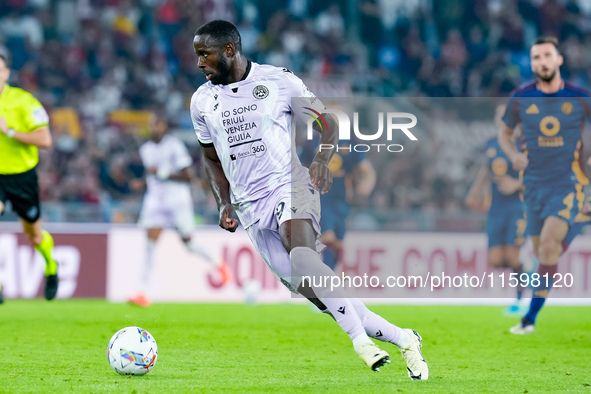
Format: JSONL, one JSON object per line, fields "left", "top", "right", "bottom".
{"left": 139, "top": 134, "right": 193, "bottom": 203}
{"left": 190, "top": 61, "right": 325, "bottom": 228}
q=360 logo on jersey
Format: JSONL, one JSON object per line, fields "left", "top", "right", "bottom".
{"left": 230, "top": 140, "right": 267, "bottom": 161}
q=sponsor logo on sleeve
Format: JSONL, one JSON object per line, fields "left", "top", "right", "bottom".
{"left": 32, "top": 107, "right": 49, "bottom": 125}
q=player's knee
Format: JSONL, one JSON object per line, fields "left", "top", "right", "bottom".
{"left": 290, "top": 246, "right": 316, "bottom": 269}
{"left": 0, "top": 201, "right": 4, "bottom": 214}
{"left": 489, "top": 258, "right": 505, "bottom": 268}
{"left": 503, "top": 248, "right": 521, "bottom": 269}
{"left": 487, "top": 250, "right": 504, "bottom": 267}
{"left": 538, "top": 239, "right": 560, "bottom": 260}
{"left": 147, "top": 228, "right": 162, "bottom": 241}
{"left": 508, "top": 259, "right": 521, "bottom": 270}
{"left": 291, "top": 246, "right": 333, "bottom": 281}
{"left": 25, "top": 230, "right": 43, "bottom": 246}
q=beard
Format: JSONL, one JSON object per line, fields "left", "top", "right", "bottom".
{"left": 535, "top": 68, "right": 557, "bottom": 83}
{"left": 210, "top": 56, "right": 232, "bottom": 85}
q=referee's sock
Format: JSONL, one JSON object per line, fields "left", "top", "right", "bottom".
{"left": 34, "top": 230, "right": 58, "bottom": 276}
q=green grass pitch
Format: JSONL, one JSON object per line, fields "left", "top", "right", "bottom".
{"left": 1, "top": 300, "right": 590, "bottom": 393}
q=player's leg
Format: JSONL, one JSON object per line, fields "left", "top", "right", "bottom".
{"left": 505, "top": 246, "right": 524, "bottom": 298}
{"left": 283, "top": 216, "right": 426, "bottom": 378}
{"left": 504, "top": 213, "right": 528, "bottom": 313}
{"left": 512, "top": 215, "right": 528, "bottom": 297}
{"left": 0, "top": 198, "right": 4, "bottom": 304}
{"left": 487, "top": 212, "right": 521, "bottom": 312}
{"left": 503, "top": 245, "right": 528, "bottom": 314}
{"left": 282, "top": 219, "right": 364, "bottom": 341}
{"left": 174, "top": 203, "right": 231, "bottom": 285}
{"left": 486, "top": 211, "right": 509, "bottom": 268}
{"left": 271, "top": 184, "right": 426, "bottom": 378}
{"left": 487, "top": 247, "right": 505, "bottom": 268}
{"left": 132, "top": 193, "right": 168, "bottom": 306}
{"left": 181, "top": 234, "right": 232, "bottom": 285}
{"left": 346, "top": 298, "right": 427, "bottom": 379}
{"left": 129, "top": 227, "right": 162, "bottom": 307}
{"left": 289, "top": 235, "right": 427, "bottom": 378}
{"left": 345, "top": 298, "right": 411, "bottom": 344}
{"left": 530, "top": 235, "right": 540, "bottom": 257}
{"left": 8, "top": 168, "right": 59, "bottom": 300}
{"left": 563, "top": 221, "right": 587, "bottom": 251}
{"left": 538, "top": 216, "right": 568, "bottom": 267}
{"left": 511, "top": 216, "right": 568, "bottom": 334}
{"left": 20, "top": 218, "right": 59, "bottom": 300}
{"left": 281, "top": 218, "right": 391, "bottom": 372}
{"left": 145, "top": 226, "right": 163, "bottom": 285}
{"left": 524, "top": 217, "right": 568, "bottom": 324}
{"left": 510, "top": 189, "right": 544, "bottom": 334}
{"left": 310, "top": 226, "right": 338, "bottom": 312}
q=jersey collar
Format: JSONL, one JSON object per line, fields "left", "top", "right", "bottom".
{"left": 535, "top": 78, "right": 565, "bottom": 95}
{"left": 228, "top": 60, "right": 252, "bottom": 93}
{"left": 240, "top": 60, "right": 252, "bottom": 81}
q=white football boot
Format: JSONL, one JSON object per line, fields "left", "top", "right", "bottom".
{"left": 400, "top": 329, "right": 429, "bottom": 380}
{"left": 356, "top": 342, "right": 390, "bottom": 372}
{"left": 510, "top": 320, "right": 535, "bottom": 335}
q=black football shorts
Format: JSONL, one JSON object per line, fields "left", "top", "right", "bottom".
{"left": 0, "top": 167, "right": 41, "bottom": 223}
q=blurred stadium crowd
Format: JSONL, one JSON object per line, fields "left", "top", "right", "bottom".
{"left": 2, "top": 0, "right": 591, "bottom": 229}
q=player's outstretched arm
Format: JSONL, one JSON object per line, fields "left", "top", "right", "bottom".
{"left": 200, "top": 144, "right": 238, "bottom": 232}
{"left": 0, "top": 119, "right": 52, "bottom": 149}
{"left": 498, "top": 123, "right": 527, "bottom": 170}
{"left": 309, "top": 113, "right": 338, "bottom": 194}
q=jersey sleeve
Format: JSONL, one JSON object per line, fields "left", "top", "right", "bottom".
{"left": 283, "top": 71, "right": 326, "bottom": 124}
{"left": 174, "top": 139, "right": 193, "bottom": 170}
{"left": 190, "top": 91, "right": 213, "bottom": 145}
{"left": 502, "top": 95, "right": 520, "bottom": 128}
{"left": 21, "top": 94, "right": 49, "bottom": 132}
{"left": 138, "top": 143, "right": 149, "bottom": 167}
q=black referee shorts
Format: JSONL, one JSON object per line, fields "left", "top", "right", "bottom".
{"left": 0, "top": 167, "right": 41, "bottom": 223}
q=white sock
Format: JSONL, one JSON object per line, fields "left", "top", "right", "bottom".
{"left": 349, "top": 298, "right": 412, "bottom": 348}
{"left": 290, "top": 246, "right": 367, "bottom": 344}
{"left": 352, "top": 332, "right": 374, "bottom": 353}
{"left": 319, "top": 297, "right": 370, "bottom": 345}
{"left": 184, "top": 239, "right": 220, "bottom": 267}
{"left": 141, "top": 239, "right": 156, "bottom": 295}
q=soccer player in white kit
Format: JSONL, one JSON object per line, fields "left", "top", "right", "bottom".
{"left": 129, "top": 113, "right": 232, "bottom": 307}
{"left": 191, "top": 20, "right": 428, "bottom": 379}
